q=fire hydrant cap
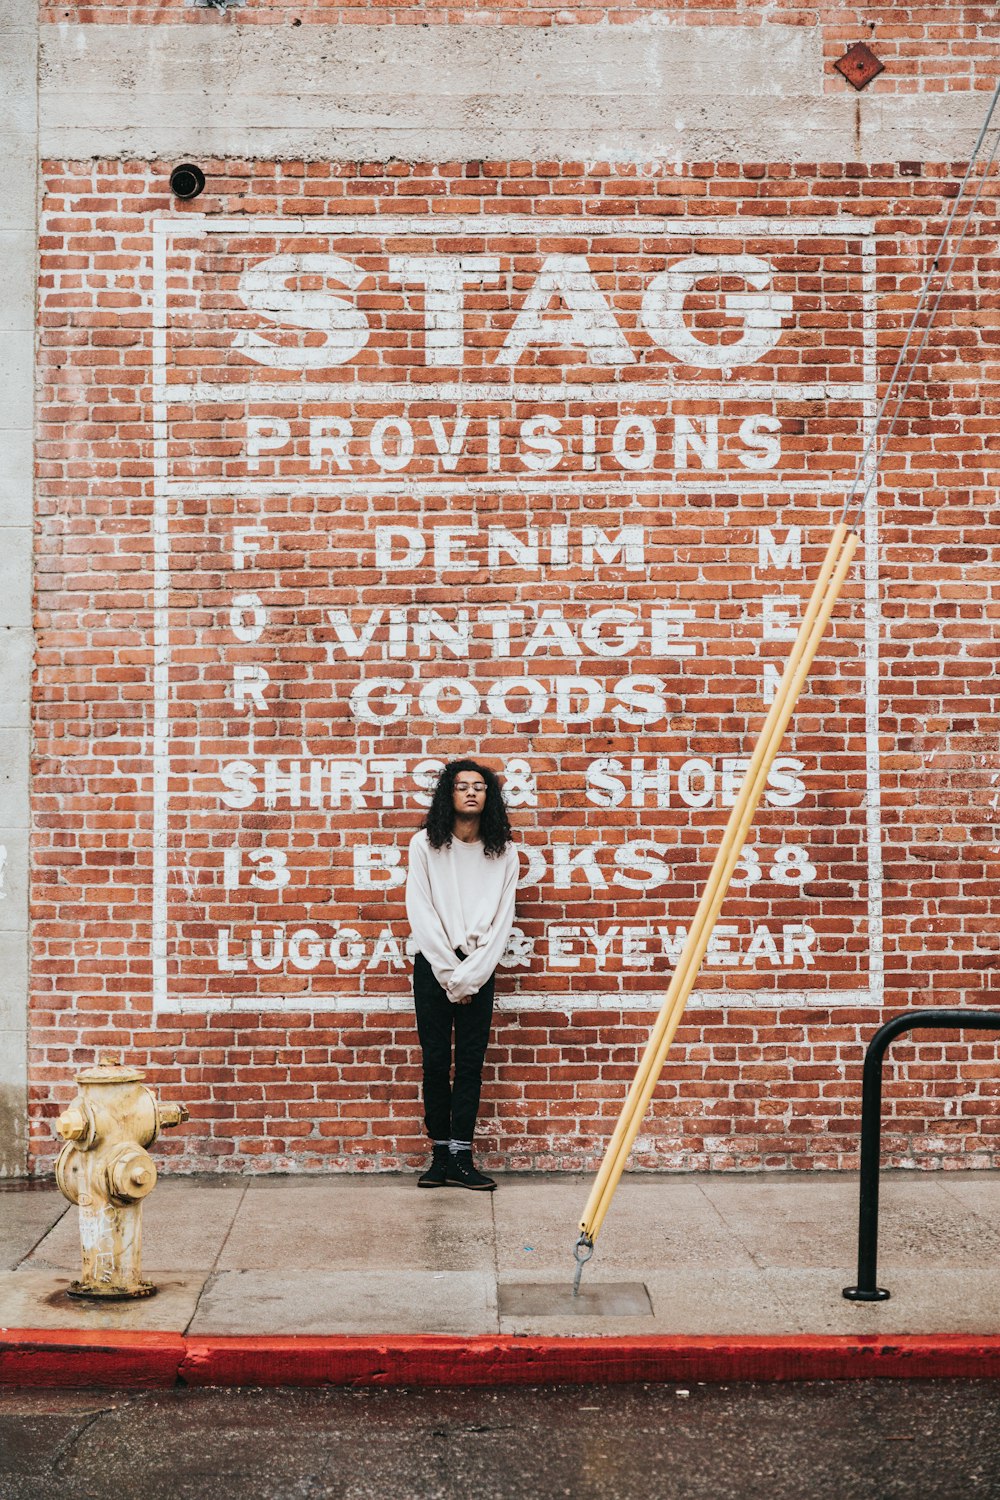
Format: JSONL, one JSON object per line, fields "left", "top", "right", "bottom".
{"left": 107, "top": 1144, "right": 158, "bottom": 1202}
{"left": 75, "top": 1062, "right": 145, "bottom": 1085}
{"left": 56, "top": 1104, "right": 91, "bottom": 1143}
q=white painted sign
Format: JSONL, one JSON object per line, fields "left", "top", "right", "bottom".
{"left": 151, "top": 215, "right": 881, "bottom": 1015}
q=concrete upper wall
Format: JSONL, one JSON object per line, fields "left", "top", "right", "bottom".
{"left": 37, "top": 24, "right": 994, "bottom": 162}
{"left": 31, "top": 0, "right": 1000, "bottom": 112}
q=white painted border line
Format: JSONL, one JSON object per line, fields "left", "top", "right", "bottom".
{"left": 164, "top": 478, "right": 864, "bottom": 498}
{"left": 162, "top": 382, "right": 873, "bottom": 405}
{"left": 156, "top": 216, "right": 878, "bottom": 238}
{"left": 151, "top": 227, "right": 170, "bottom": 1018}
{"left": 159, "top": 988, "right": 879, "bottom": 1015}
{"left": 860, "top": 235, "right": 884, "bottom": 1009}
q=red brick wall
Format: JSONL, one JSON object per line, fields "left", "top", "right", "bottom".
{"left": 30, "top": 153, "right": 1000, "bottom": 1173}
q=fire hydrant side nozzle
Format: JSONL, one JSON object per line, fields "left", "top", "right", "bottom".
{"left": 54, "top": 1055, "right": 188, "bottom": 1300}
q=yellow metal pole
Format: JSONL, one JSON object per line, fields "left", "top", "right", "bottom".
{"left": 578, "top": 525, "right": 859, "bottom": 1246}
{"left": 577, "top": 522, "right": 851, "bottom": 1238}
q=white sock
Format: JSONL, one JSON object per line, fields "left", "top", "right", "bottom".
{"left": 449, "top": 1139, "right": 471, "bottom": 1154}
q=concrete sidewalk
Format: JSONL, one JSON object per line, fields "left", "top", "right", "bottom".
{"left": 3, "top": 1171, "right": 1000, "bottom": 1340}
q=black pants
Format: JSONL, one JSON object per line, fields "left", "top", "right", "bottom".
{"left": 413, "top": 952, "right": 495, "bottom": 1143}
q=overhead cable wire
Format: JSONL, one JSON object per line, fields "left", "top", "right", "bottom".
{"left": 841, "top": 76, "right": 1000, "bottom": 532}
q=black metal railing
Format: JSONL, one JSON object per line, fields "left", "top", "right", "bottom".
{"left": 843, "top": 1008, "right": 1000, "bottom": 1302}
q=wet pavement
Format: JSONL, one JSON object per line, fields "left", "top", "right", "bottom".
{"left": 1, "top": 1380, "right": 998, "bottom": 1499}
{"left": 3, "top": 1170, "right": 1000, "bottom": 1338}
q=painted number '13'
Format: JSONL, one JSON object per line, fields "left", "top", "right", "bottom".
{"left": 223, "top": 846, "right": 291, "bottom": 891}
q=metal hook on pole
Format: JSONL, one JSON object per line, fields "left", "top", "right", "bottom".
{"left": 572, "top": 1233, "right": 594, "bottom": 1297}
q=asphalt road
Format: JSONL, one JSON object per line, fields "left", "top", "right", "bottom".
{"left": 2, "top": 1380, "right": 998, "bottom": 1499}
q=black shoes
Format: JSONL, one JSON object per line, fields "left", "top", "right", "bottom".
{"left": 417, "top": 1145, "right": 497, "bottom": 1191}
{"left": 444, "top": 1149, "right": 496, "bottom": 1192}
{"left": 417, "top": 1143, "right": 451, "bottom": 1188}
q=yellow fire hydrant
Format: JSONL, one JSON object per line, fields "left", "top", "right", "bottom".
{"left": 55, "top": 1056, "right": 189, "bottom": 1300}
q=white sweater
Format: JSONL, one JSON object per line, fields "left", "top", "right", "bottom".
{"left": 405, "top": 829, "right": 519, "bottom": 1000}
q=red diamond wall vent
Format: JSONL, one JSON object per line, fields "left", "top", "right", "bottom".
{"left": 834, "top": 42, "right": 885, "bottom": 90}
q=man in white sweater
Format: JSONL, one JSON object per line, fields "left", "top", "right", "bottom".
{"left": 405, "top": 759, "right": 519, "bottom": 1190}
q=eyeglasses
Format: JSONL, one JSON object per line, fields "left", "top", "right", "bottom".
{"left": 455, "top": 781, "right": 487, "bottom": 794}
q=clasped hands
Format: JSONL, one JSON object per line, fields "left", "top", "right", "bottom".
{"left": 445, "top": 946, "right": 483, "bottom": 1005}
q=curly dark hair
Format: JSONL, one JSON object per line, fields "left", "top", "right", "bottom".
{"left": 423, "top": 759, "right": 513, "bottom": 857}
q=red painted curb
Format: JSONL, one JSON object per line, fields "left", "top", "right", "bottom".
{"left": 0, "top": 1330, "right": 185, "bottom": 1389}
{"left": 2, "top": 1331, "right": 1000, "bottom": 1388}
